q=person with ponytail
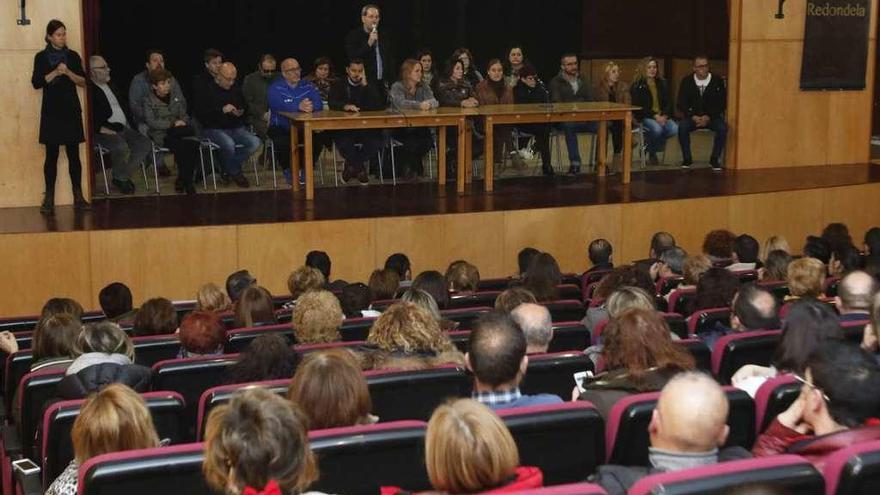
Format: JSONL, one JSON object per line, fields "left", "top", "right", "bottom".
{"left": 31, "top": 19, "right": 89, "bottom": 215}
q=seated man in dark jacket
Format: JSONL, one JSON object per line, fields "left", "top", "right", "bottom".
{"left": 677, "top": 55, "right": 727, "bottom": 170}
{"left": 700, "top": 283, "right": 779, "bottom": 352}
{"left": 592, "top": 372, "right": 751, "bottom": 495}
{"left": 752, "top": 341, "right": 880, "bottom": 470}
{"left": 512, "top": 64, "right": 554, "bottom": 176}
{"left": 328, "top": 59, "right": 385, "bottom": 184}
{"left": 549, "top": 53, "right": 598, "bottom": 175}
{"left": 89, "top": 55, "right": 151, "bottom": 194}
{"left": 194, "top": 62, "right": 260, "bottom": 188}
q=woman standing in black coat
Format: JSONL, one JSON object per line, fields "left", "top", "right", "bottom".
{"left": 31, "top": 20, "right": 89, "bottom": 215}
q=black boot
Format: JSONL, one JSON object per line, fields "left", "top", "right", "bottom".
{"left": 73, "top": 190, "right": 91, "bottom": 210}
{"left": 40, "top": 192, "right": 54, "bottom": 216}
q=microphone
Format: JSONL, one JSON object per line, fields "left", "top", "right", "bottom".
{"left": 371, "top": 23, "right": 378, "bottom": 34}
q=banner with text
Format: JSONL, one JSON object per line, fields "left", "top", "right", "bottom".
{"left": 800, "top": 0, "right": 871, "bottom": 90}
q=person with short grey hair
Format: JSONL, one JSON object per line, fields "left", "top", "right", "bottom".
{"left": 510, "top": 303, "right": 553, "bottom": 354}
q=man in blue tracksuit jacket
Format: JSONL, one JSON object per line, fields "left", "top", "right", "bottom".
{"left": 267, "top": 58, "right": 323, "bottom": 184}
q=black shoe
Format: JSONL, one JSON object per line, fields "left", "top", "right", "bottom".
{"left": 680, "top": 160, "right": 693, "bottom": 169}
{"left": 357, "top": 171, "right": 370, "bottom": 184}
{"left": 157, "top": 165, "right": 172, "bottom": 177}
{"left": 710, "top": 158, "right": 723, "bottom": 171}
{"left": 649, "top": 152, "right": 659, "bottom": 166}
{"left": 185, "top": 184, "right": 197, "bottom": 195}
{"left": 73, "top": 191, "right": 91, "bottom": 210}
{"left": 568, "top": 166, "right": 581, "bottom": 175}
{"left": 40, "top": 195, "right": 54, "bottom": 216}
{"left": 112, "top": 179, "right": 135, "bottom": 194}
{"left": 542, "top": 166, "right": 556, "bottom": 177}
{"left": 174, "top": 181, "right": 185, "bottom": 193}
{"left": 341, "top": 165, "right": 355, "bottom": 183}
{"left": 231, "top": 174, "right": 250, "bottom": 188}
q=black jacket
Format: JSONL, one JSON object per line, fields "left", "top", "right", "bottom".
{"left": 591, "top": 446, "right": 753, "bottom": 495}
{"left": 328, "top": 78, "right": 385, "bottom": 112}
{"left": 677, "top": 74, "right": 727, "bottom": 120}
{"left": 56, "top": 363, "right": 152, "bottom": 400}
{"left": 344, "top": 27, "right": 394, "bottom": 85}
{"left": 194, "top": 79, "right": 248, "bottom": 130}
{"left": 630, "top": 77, "right": 673, "bottom": 120}
{"left": 513, "top": 81, "right": 550, "bottom": 104}
{"left": 89, "top": 80, "right": 130, "bottom": 133}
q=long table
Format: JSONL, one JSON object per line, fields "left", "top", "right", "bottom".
{"left": 280, "top": 108, "right": 468, "bottom": 200}
{"left": 479, "top": 102, "right": 639, "bottom": 191}
{"left": 282, "top": 102, "right": 639, "bottom": 200}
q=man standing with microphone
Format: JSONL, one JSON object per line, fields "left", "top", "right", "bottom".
{"left": 345, "top": 4, "right": 393, "bottom": 98}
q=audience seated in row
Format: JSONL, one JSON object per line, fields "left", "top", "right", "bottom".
{"left": 196, "top": 282, "right": 232, "bottom": 312}
{"left": 224, "top": 333, "right": 299, "bottom": 385}
{"left": 178, "top": 310, "right": 226, "bottom": 358}
{"left": 585, "top": 238, "right": 614, "bottom": 275}
{"left": 293, "top": 290, "right": 344, "bottom": 344}
{"left": 700, "top": 283, "right": 780, "bottom": 351}
{"left": 288, "top": 348, "right": 376, "bottom": 429}
{"left": 132, "top": 297, "right": 177, "bottom": 337}
{"left": 495, "top": 286, "right": 537, "bottom": 313}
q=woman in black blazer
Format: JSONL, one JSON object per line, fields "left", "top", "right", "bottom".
{"left": 31, "top": 19, "right": 89, "bottom": 215}
{"left": 629, "top": 56, "right": 678, "bottom": 166}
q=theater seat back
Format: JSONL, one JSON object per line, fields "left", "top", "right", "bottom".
{"left": 521, "top": 352, "right": 593, "bottom": 400}
{"left": 18, "top": 369, "right": 65, "bottom": 459}
{"left": 606, "top": 387, "right": 755, "bottom": 466}
{"left": 503, "top": 482, "right": 609, "bottom": 495}
{"left": 542, "top": 300, "right": 586, "bottom": 322}
{"left": 309, "top": 421, "right": 428, "bottom": 495}
{"left": 712, "top": 330, "right": 781, "bottom": 384}
{"left": 628, "top": 454, "right": 823, "bottom": 495}
{"left": 754, "top": 374, "right": 799, "bottom": 433}
{"left": 365, "top": 366, "right": 470, "bottom": 421}
{"left": 547, "top": 322, "right": 591, "bottom": 353}
{"left": 41, "top": 391, "right": 186, "bottom": 488}
{"left": 498, "top": 402, "right": 605, "bottom": 485}
{"left": 78, "top": 443, "right": 210, "bottom": 495}
{"left": 823, "top": 439, "right": 880, "bottom": 495}
{"left": 196, "top": 379, "right": 289, "bottom": 440}
{"left": 224, "top": 324, "right": 294, "bottom": 353}
{"left": 132, "top": 334, "right": 183, "bottom": 367}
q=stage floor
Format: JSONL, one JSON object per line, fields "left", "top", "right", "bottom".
{"left": 3, "top": 163, "right": 880, "bottom": 235}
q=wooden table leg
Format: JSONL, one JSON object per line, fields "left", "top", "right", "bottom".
{"left": 304, "top": 123, "right": 314, "bottom": 201}
{"left": 484, "top": 117, "right": 494, "bottom": 193}
{"left": 291, "top": 124, "right": 300, "bottom": 192}
{"left": 597, "top": 119, "right": 607, "bottom": 177}
{"left": 438, "top": 126, "right": 447, "bottom": 186}
{"left": 623, "top": 111, "right": 632, "bottom": 184}
{"left": 457, "top": 118, "right": 466, "bottom": 194}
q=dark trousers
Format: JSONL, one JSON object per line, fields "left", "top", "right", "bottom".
{"left": 609, "top": 121, "right": 623, "bottom": 154}
{"left": 514, "top": 124, "right": 553, "bottom": 171}
{"left": 267, "top": 127, "right": 325, "bottom": 171}
{"left": 678, "top": 117, "right": 727, "bottom": 163}
{"left": 335, "top": 130, "right": 383, "bottom": 174}
{"left": 164, "top": 126, "right": 200, "bottom": 187}
{"left": 392, "top": 127, "right": 433, "bottom": 176}
{"left": 44, "top": 143, "right": 82, "bottom": 195}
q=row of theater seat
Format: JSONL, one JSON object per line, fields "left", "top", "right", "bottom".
{"left": 20, "top": 398, "right": 880, "bottom": 495}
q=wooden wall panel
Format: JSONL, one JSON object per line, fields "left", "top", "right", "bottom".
{"left": 503, "top": 205, "right": 622, "bottom": 275}
{"left": 728, "top": 190, "right": 824, "bottom": 255}
{"left": 0, "top": 0, "right": 87, "bottom": 207}
{"left": 619, "top": 198, "right": 730, "bottom": 262}
{"left": 438, "top": 213, "right": 506, "bottom": 280}
{"left": 740, "top": 0, "right": 807, "bottom": 41}
{"left": 88, "top": 226, "right": 237, "bottom": 306}
{"left": 237, "top": 220, "right": 376, "bottom": 296}
{"left": 374, "top": 215, "right": 448, "bottom": 276}
{"left": 0, "top": 232, "right": 92, "bottom": 316}
{"left": 822, "top": 184, "right": 880, "bottom": 243}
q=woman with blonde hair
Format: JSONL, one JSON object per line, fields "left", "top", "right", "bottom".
{"left": 288, "top": 349, "right": 376, "bottom": 429}
{"left": 594, "top": 61, "right": 631, "bottom": 156}
{"left": 363, "top": 301, "right": 464, "bottom": 370}
{"left": 203, "top": 388, "right": 323, "bottom": 495}
{"left": 292, "top": 290, "right": 343, "bottom": 344}
{"left": 46, "top": 384, "right": 160, "bottom": 495}
{"left": 389, "top": 59, "right": 438, "bottom": 178}
{"left": 196, "top": 283, "right": 231, "bottom": 312}
{"left": 382, "top": 398, "right": 543, "bottom": 494}
{"left": 786, "top": 257, "right": 826, "bottom": 299}
{"left": 629, "top": 56, "right": 676, "bottom": 166}
{"left": 445, "top": 259, "right": 480, "bottom": 293}
{"left": 761, "top": 235, "right": 791, "bottom": 262}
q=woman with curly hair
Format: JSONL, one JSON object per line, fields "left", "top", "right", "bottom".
{"left": 583, "top": 265, "right": 656, "bottom": 331}
{"left": 577, "top": 308, "right": 695, "bottom": 418}
{"left": 224, "top": 334, "right": 300, "bottom": 384}
{"left": 292, "top": 290, "right": 343, "bottom": 344}
{"left": 786, "top": 257, "right": 826, "bottom": 300}
{"left": 362, "top": 301, "right": 464, "bottom": 370}
{"left": 702, "top": 229, "right": 737, "bottom": 263}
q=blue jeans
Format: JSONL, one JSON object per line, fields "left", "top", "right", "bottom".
{"left": 678, "top": 117, "right": 727, "bottom": 163}
{"left": 558, "top": 122, "right": 598, "bottom": 165}
{"left": 641, "top": 117, "right": 678, "bottom": 154}
{"left": 201, "top": 127, "right": 261, "bottom": 176}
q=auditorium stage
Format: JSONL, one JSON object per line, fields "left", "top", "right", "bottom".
{"left": 2, "top": 164, "right": 880, "bottom": 234}
{"left": 2, "top": 164, "right": 880, "bottom": 316}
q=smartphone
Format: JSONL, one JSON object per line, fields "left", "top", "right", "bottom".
{"left": 573, "top": 370, "right": 594, "bottom": 394}
{"left": 12, "top": 458, "right": 40, "bottom": 476}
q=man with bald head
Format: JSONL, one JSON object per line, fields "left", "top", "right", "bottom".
{"left": 701, "top": 283, "right": 779, "bottom": 351}
{"left": 835, "top": 270, "right": 876, "bottom": 323}
{"left": 194, "top": 61, "right": 260, "bottom": 187}
{"left": 467, "top": 312, "right": 562, "bottom": 410}
{"left": 268, "top": 58, "right": 324, "bottom": 185}
{"left": 510, "top": 303, "right": 554, "bottom": 354}
{"left": 593, "top": 372, "right": 751, "bottom": 494}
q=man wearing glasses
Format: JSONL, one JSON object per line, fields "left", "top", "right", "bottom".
{"left": 753, "top": 341, "right": 880, "bottom": 467}
{"left": 194, "top": 62, "right": 260, "bottom": 188}
{"left": 267, "top": 58, "right": 324, "bottom": 185}
{"left": 89, "top": 55, "right": 152, "bottom": 194}
{"left": 677, "top": 55, "right": 727, "bottom": 171}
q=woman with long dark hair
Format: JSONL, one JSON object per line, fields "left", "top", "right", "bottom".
{"left": 31, "top": 20, "right": 89, "bottom": 215}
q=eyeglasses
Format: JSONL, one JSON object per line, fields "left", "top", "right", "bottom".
{"left": 695, "top": 64, "right": 709, "bottom": 69}
{"left": 282, "top": 67, "right": 302, "bottom": 74}
{"left": 793, "top": 374, "right": 831, "bottom": 403}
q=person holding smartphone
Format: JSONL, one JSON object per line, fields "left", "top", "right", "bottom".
{"left": 31, "top": 19, "right": 89, "bottom": 215}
